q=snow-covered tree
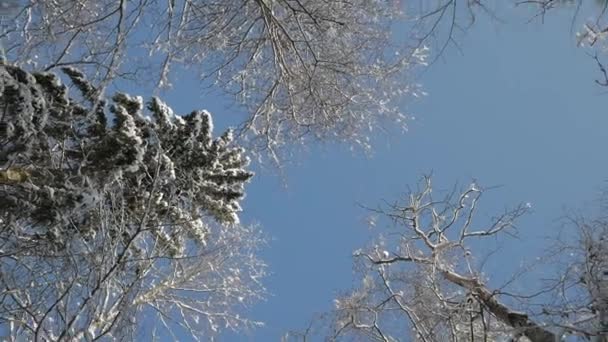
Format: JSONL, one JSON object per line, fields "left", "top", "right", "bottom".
{"left": 0, "top": 0, "right": 426, "bottom": 159}
{"left": 0, "top": 64, "right": 266, "bottom": 340}
{"left": 286, "top": 177, "right": 608, "bottom": 342}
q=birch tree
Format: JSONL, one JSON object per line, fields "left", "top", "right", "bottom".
{"left": 0, "top": 64, "right": 266, "bottom": 340}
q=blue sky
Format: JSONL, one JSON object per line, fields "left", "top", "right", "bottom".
{"left": 133, "top": 4, "right": 608, "bottom": 340}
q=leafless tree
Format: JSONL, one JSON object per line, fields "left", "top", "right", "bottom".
{"left": 0, "top": 0, "right": 427, "bottom": 161}
{"left": 290, "top": 176, "right": 608, "bottom": 342}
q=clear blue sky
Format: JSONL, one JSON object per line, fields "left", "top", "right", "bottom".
{"left": 130, "top": 5, "right": 608, "bottom": 340}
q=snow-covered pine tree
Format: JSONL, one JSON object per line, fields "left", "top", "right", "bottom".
{"left": 0, "top": 64, "right": 266, "bottom": 340}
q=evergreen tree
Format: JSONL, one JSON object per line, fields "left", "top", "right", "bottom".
{"left": 0, "top": 64, "right": 265, "bottom": 340}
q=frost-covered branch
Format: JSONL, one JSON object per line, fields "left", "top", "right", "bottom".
{"left": 316, "top": 176, "right": 608, "bottom": 341}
